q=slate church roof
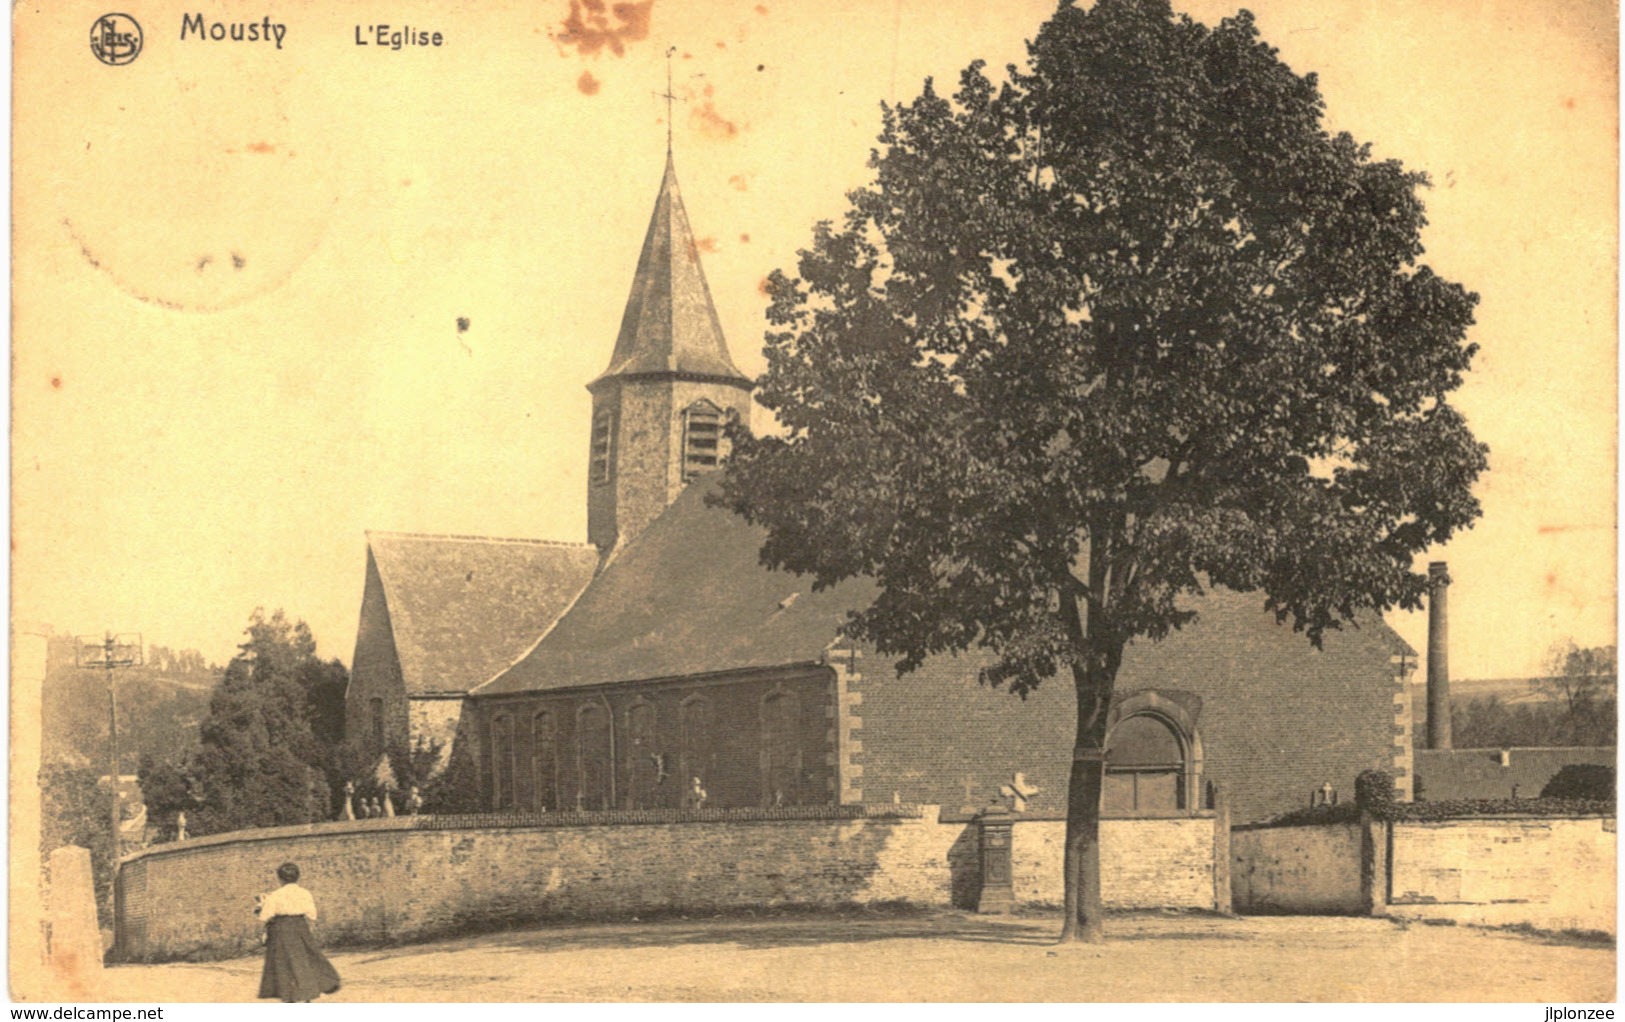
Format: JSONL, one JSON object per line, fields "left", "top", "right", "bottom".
{"left": 363, "top": 532, "right": 599, "bottom": 695}
{"left": 473, "top": 474, "right": 1416, "bottom": 701}
{"left": 476, "top": 479, "right": 874, "bottom": 695}
{"left": 590, "top": 151, "right": 751, "bottom": 387}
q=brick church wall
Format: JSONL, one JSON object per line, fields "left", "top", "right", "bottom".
{"left": 114, "top": 807, "right": 1225, "bottom": 962}
{"left": 474, "top": 666, "right": 837, "bottom": 812}
{"left": 852, "top": 589, "right": 1408, "bottom": 824}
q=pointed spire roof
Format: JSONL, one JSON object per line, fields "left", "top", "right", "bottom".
{"left": 591, "top": 152, "right": 750, "bottom": 387}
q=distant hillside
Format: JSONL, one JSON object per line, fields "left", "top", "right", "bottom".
{"left": 1414, "top": 674, "right": 1619, "bottom": 712}
{"left": 41, "top": 633, "right": 220, "bottom": 772}
{"left": 1448, "top": 676, "right": 1565, "bottom": 705}
{"left": 1412, "top": 673, "right": 1618, "bottom": 749}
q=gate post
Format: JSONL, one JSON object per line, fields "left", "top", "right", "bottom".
{"left": 1360, "top": 810, "right": 1391, "bottom": 917}
{"left": 976, "top": 807, "right": 1015, "bottom": 914}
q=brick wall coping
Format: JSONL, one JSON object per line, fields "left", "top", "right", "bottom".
{"left": 1420, "top": 745, "right": 1617, "bottom": 754}
{"left": 937, "top": 808, "right": 1218, "bottom": 824}
{"left": 119, "top": 803, "right": 941, "bottom": 866}
{"left": 1390, "top": 813, "right": 1617, "bottom": 824}
{"left": 1234, "top": 812, "right": 1616, "bottom": 833}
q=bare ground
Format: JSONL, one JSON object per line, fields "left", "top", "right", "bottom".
{"left": 58, "top": 910, "right": 1619, "bottom": 1002}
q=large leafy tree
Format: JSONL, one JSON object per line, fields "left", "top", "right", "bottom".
{"left": 144, "top": 609, "right": 347, "bottom": 836}
{"left": 718, "top": 0, "right": 1485, "bottom": 942}
{"left": 1533, "top": 642, "right": 1617, "bottom": 745}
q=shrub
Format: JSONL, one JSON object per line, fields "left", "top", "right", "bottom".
{"left": 1540, "top": 764, "right": 1616, "bottom": 801}
{"left": 1255, "top": 794, "right": 1613, "bottom": 828}
{"left": 1355, "top": 769, "right": 1397, "bottom": 809}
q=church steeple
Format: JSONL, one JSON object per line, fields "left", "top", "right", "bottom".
{"left": 590, "top": 152, "right": 751, "bottom": 389}
{"left": 586, "top": 147, "right": 753, "bottom": 555}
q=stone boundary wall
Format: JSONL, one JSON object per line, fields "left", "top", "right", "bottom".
{"left": 115, "top": 806, "right": 1222, "bottom": 962}
{"left": 1230, "top": 822, "right": 1365, "bottom": 914}
{"left": 1386, "top": 816, "right": 1616, "bottom": 934}
{"left": 1013, "top": 817, "right": 1224, "bottom": 909}
{"left": 1229, "top": 813, "right": 1615, "bottom": 934}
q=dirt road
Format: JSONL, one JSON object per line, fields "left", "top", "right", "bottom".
{"left": 70, "top": 910, "right": 1617, "bottom": 1002}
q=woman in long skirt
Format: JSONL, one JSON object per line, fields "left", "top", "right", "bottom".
{"left": 256, "top": 862, "right": 342, "bottom": 1002}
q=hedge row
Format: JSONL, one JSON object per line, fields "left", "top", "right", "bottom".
{"left": 1258, "top": 796, "right": 1614, "bottom": 829}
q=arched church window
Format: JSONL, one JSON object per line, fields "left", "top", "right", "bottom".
{"left": 369, "top": 697, "right": 384, "bottom": 749}
{"left": 590, "top": 409, "right": 616, "bottom": 485}
{"left": 491, "top": 713, "right": 516, "bottom": 811}
{"left": 681, "top": 402, "right": 724, "bottom": 478}
{"left": 576, "top": 703, "right": 613, "bottom": 811}
{"left": 624, "top": 701, "right": 659, "bottom": 809}
{"left": 1104, "top": 713, "right": 1185, "bottom": 813}
{"left": 760, "top": 689, "right": 802, "bottom": 806}
{"left": 531, "top": 710, "right": 558, "bottom": 812}
{"left": 679, "top": 696, "right": 714, "bottom": 803}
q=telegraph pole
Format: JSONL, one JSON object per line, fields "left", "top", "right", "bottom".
{"left": 74, "top": 633, "right": 142, "bottom": 862}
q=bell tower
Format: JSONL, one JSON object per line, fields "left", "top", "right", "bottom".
{"left": 586, "top": 149, "right": 753, "bottom": 555}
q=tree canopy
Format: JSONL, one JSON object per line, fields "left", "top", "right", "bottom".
{"left": 719, "top": 0, "right": 1485, "bottom": 941}
{"left": 142, "top": 609, "right": 348, "bottom": 837}
{"left": 1524, "top": 642, "right": 1618, "bottom": 746}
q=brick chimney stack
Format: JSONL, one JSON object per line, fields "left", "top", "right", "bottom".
{"left": 1426, "top": 561, "right": 1452, "bottom": 750}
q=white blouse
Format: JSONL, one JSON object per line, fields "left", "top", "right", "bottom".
{"left": 258, "top": 883, "right": 319, "bottom": 921}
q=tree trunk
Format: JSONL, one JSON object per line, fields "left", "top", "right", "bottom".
{"left": 1058, "top": 728, "right": 1108, "bottom": 942}
{"left": 1057, "top": 585, "right": 1118, "bottom": 943}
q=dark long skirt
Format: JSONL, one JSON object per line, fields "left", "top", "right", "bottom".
{"left": 258, "top": 915, "right": 342, "bottom": 1002}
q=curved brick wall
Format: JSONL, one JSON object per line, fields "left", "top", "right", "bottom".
{"left": 113, "top": 806, "right": 1222, "bottom": 962}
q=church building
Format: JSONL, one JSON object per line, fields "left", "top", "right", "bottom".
{"left": 345, "top": 147, "right": 1418, "bottom": 826}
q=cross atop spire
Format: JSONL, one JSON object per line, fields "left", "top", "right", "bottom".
{"left": 654, "top": 45, "right": 682, "bottom": 154}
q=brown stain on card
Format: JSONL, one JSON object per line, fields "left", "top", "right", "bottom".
{"left": 553, "top": 0, "right": 654, "bottom": 58}
{"left": 49, "top": 375, "right": 62, "bottom": 390}
{"left": 578, "top": 70, "right": 601, "bottom": 95}
{"left": 691, "top": 83, "right": 740, "bottom": 140}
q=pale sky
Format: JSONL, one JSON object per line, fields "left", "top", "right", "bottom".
{"left": 12, "top": 0, "right": 1618, "bottom": 681}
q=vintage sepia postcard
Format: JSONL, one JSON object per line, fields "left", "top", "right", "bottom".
{"left": 11, "top": 0, "right": 1618, "bottom": 1006}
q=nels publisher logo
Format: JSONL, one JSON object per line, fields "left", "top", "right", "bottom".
{"left": 90, "top": 13, "right": 143, "bottom": 65}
